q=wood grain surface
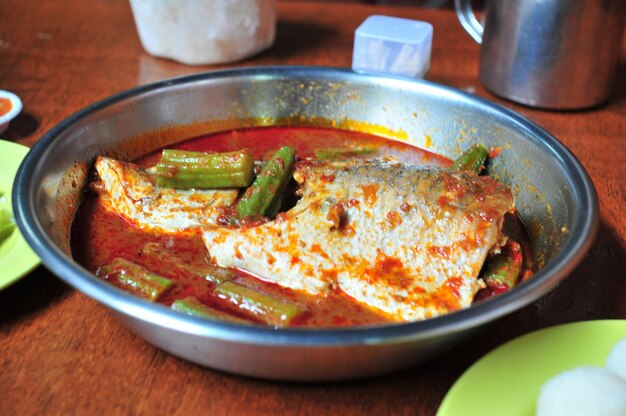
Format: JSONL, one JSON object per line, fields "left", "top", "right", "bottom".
{"left": 0, "top": 1, "right": 624, "bottom": 415}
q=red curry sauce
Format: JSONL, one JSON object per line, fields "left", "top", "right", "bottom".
{"left": 71, "top": 127, "right": 528, "bottom": 327}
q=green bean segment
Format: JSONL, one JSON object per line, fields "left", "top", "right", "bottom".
{"left": 98, "top": 258, "right": 174, "bottom": 301}
{"left": 172, "top": 297, "right": 248, "bottom": 323}
{"left": 481, "top": 240, "right": 523, "bottom": 289}
{"left": 452, "top": 144, "right": 489, "bottom": 174}
{"left": 314, "top": 145, "right": 377, "bottom": 160}
{"left": 236, "top": 146, "right": 296, "bottom": 219}
{"left": 141, "top": 243, "right": 235, "bottom": 284}
{"left": 156, "top": 149, "right": 255, "bottom": 189}
{"left": 453, "top": 145, "right": 523, "bottom": 291}
{"left": 215, "top": 281, "right": 305, "bottom": 327}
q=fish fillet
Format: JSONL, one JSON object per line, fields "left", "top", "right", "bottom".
{"left": 202, "top": 160, "right": 515, "bottom": 321}
{"left": 94, "top": 156, "right": 238, "bottom": 233}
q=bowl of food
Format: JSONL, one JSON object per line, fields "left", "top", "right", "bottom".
{"left": 13, "top": 66, "right": 597, "bottom": 380}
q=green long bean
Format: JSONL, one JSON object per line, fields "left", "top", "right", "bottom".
{"left": 452, "top": 144, "right": 489, "bottom": 174}
{"left": 236, "top": 146, "right": 296, "bottom": 219}
{"left": 156, "top": 149, "right": 255, "bottom": 189}
{"left": 481, "top": 240, "right": 523, "bottom": 289}
{"left": 313, "top": 144, "right": 377, "bottom": 160}
{"left": 215, "top": 281, "right": 306, "bottom": 327}
{"left": 172, "top": 297, "right": 248, "bottom": 323}
{"left": 98, "top": 258, "right": 174, "bottom": 301}
{"left": 141, "top": 243, "right": 235, "bottom": 284}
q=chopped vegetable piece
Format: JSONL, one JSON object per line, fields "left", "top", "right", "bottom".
{"left": 98, "top": 258, "right": 174, "bottom": 301}
{"left": 481, "top": 240, "right": 523, "bottom": 290}
{"left": 0, "top": 192, "right": 15, "bottom": 246}
{"left": 156, "top": 149, "right": 255, "bottom": 189}
{"left": 215, "top": 281, "right": 306, "bottom": 327}
{"left": 141, "top": 242, "right": 235, "bottom": 284}
{"left": 313, "top": 145, "right": 377, "bottom": 160}
{"left": 452, "top": 144, "right": 489, "bottom": 174}
{"left": 172, "top": 297, "right": 248, "bottom": 323}
{"left": 236, "top": 146, "right": 296, "bottom": 219}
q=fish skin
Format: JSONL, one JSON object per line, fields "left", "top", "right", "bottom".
{"left": 94, "top": 156, "right": 238, "bottom": 233}
{"left": 202, "top": 160, "right": 515, "bottom": 321}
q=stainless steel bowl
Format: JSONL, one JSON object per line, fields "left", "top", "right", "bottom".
{"left": 13, "top": 67, "right": 598, "bottom": 381}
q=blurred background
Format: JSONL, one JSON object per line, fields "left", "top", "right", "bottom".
{"left": 281, "top": 0, "right": 455, "bottom": 8}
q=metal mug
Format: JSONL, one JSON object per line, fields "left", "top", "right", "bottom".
{"left": 455, "top": 0, "right": 626, "bottom": 109}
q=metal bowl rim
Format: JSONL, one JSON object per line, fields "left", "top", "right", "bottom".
{"left": 13, "top": 66, "right": 599, "bottom": 346}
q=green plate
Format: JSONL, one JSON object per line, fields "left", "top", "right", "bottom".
{"left": 0, "top": 140, "right": 40, "bottom": 289}
{"left": 437, "top": 320, "right": 626, "bottom": 416}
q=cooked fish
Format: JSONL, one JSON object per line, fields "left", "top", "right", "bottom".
{"left": 202, "top": 160, "right": 515, "bottom": 321}
{"left": 94, "top": 156, "right": 238, "bottom": 233}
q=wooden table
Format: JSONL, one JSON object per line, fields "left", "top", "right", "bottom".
{"left": 1, "top": 1, "right": 624, "bottom": 414}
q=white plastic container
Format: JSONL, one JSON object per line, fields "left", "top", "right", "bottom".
{"left": 129, "top": 0, "right": 276, "bottom": 65}
{"left": 352, "top": 15, "right": 433, "bottom": 78}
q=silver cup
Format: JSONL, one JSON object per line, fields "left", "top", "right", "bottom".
{"left": 455, "top": 0, "right": 626, "bottom": 109}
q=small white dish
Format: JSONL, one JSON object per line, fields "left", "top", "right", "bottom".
{"left": 352, "top": 15, "right": 433, "bottom": 78}
{"left": 0, "top": 90, "right": 23, "bottom": 135}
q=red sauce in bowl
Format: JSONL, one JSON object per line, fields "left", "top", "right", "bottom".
{"left": 71, "top": 126, "right": 533, "bottom": 327}
{"left": 0, "top": 97, "right": 12, "bottom": 117}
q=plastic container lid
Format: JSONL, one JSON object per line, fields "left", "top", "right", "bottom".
{"left": 352, "top": 15, "right": 433, "bottom": 78}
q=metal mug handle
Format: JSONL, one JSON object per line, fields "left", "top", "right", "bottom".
{"left": 454, "top": 0, "right": 484, "bottom": 44}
